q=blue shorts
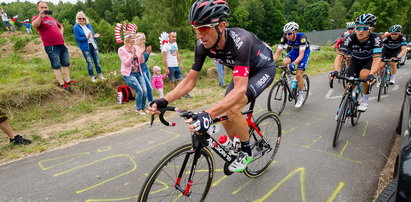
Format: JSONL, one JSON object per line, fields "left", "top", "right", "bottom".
{"left": 3, "top": 21, "right": 11, "bottom": 27}
{"left": 168, "top": 66, "right": 182, "bottom": 82}
{"left": 286, "top": 49, "right": 310, "bottom": 71}
{"left": 44, "top": 45, "right": 70, "bottom": 69}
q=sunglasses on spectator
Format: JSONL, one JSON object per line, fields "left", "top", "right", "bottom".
{"left": 355, "top": 26, "right": 370, "bottom": 31}
{"left": 284, "top": 32, "right": 294, "bottom": 36}
{"left": 390, "top": 32, "right": 399, "bottom": 35}
{"left": 192, "top": 22, "right": 219, "bottom": 35}
{"left": 78, "top": 18, "right": 85, "bottom": 20}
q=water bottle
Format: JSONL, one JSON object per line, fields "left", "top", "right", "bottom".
{"left": 291, "top": 79, "right": 297, "bottom": 89}
{"left": 218, "top": 135, "right": 233, "bottom": 152}
{"left": 117, "top": 92, "right": 123, "bottom": 104}
{"left": 232, "top": 135, "right": 241, "bottom": 156}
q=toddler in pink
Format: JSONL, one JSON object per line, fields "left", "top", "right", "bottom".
{"left": 151, "top": 66, "right": 167, "bottom": 98}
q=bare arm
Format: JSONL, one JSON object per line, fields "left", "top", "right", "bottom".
{"left": 369, "top": 57, "right": 381, "bottom": 75}
{"left": 273, "top": 48, "right": 282, "bottom": 61}
{"left": 176, "top": 51, "right": 183, "bottom": 67}
{"left": 293, "top": 49, "right": 305, "bottom": 65}
{"left": 333, "top": 54, "right": 343, "bottom": 72}
{"left": 162, "top": 51, "right": 170, "bottom": 74}
{"left": 59, "top": 25, "right": 64, "bottom": 36}
{"left": 398, "top": 46, "right": 407, "bottom": 58}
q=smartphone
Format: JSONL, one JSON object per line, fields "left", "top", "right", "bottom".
{"left": 44, "top": 10, "right": 52, "bottom": 15}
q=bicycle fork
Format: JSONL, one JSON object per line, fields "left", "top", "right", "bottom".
{"left": 174, "top": 147, "right": 201, "bottom": 197}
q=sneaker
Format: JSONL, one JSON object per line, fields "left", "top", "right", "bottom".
{"left": 59, "top": 83, "right": 72, "bottom": 91}
{"left": 98, "top": 74, "right": 106, "bottom": 80}
{"left": 295, "top": 93, "right": 304, "bottom": 108}
{"left": 135, "top": 110, "right": 146, "bottom": 115}
{"left": 10, "top": 135, "right": 32, "bottom": 145}
{"left": 143, "top": 109, "right": 150, "bottom": 114}
{"left": 228, "top": 151, "right": 253, "bottom": 172}
{"left": 389, "top": 77, "right": 395, "bottom": 85}
{"left": 91, "top": 77, "right": 97, "bottom": 83}
{"left": 67, "top": 80, "right": 76, "bottom": 85}
{"left": 183, "top": 94, "right": 193, "bottom": 98}
{"left": 358, "top": 99, "right": 368, "bottom": 112}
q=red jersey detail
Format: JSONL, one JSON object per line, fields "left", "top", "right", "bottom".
{"left": 233, "top": 66, "right": 250, "bottom": 77}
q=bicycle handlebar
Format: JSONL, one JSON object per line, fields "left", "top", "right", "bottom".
{"left": 382, "top": 58, "right": 399, "bottom": 62}
{"left": 329, "top": 75, "right": 368, "bottom": 89}
{"left": 277, "top": 65, "right": 296, "bottom": 75}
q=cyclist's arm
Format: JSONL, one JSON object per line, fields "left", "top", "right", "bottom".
{"left": 273, "top": 48, "right": 282, "bottom": 61}
{"left": 369, "top": 57, "right": 381, "bottom": 75}
{"left": 164, "top": 69, "right": 199, "bottom": 102}
{"left": 292, "top": 49, "right": 305, "bottom": 66}
{"left": 333, "top": 54, "right": 343, "bottom": 72}
{"left": 206, "top": 75, "right": 248, "bottom": 119}
{"left": 398, "top": 45, "right": 407, "bottom": 58}
{"left": 335, "top": 38, "right": 343, "bottom": 52}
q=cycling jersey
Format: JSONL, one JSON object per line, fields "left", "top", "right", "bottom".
{"left": 338, "top": 32, "right": 382, "bottom": 60}
{"left": 278, "top": 33, "right": 310, "bottom": 51}
{"left": 335, "top": 31, "right": 350, "bottom": 50}
{"left": 381, "top": 34, "right": 407, "bottom": 59}
{"left": 191, "top": 28, "right": 275, "bottom": 101}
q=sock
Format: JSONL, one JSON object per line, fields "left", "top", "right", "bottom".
{"left": 241, "top": 141, "right": 252, "bottom": 156}
{"left": 363, "top": 94, "right": 369, "bottom": 103}
{"left": 391, "top": 74, "right": 395, "bottom": 79}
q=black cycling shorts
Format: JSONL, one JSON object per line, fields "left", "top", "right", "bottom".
{"left": 225, "top": 66, "right": 276, "bottom": 103}
{"left": 381, "top": 49, "right": 400, "bottom": 60}
{"left": 346, "top": 58, "right": 372, "bottom": 77}
{"left": 0, "top": 110, "right": 8, "bottom": 123}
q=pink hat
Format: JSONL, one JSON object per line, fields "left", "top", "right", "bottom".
{"left": 153, "top": 66, "right": 161, "bottom": 73}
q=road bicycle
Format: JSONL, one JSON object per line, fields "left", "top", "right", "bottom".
{"left": 329, "top": 75, "right": 369, "bottom": 147}
{"left": 377, "top": 58, "right": 398, "bottom": 102}
{"left": 267, "top": 65, "right": 310, "bottom": 115}
{"left": 338, "top": 56, "right": 348, "bottom": 87}
{"left": 138, "top": 100, "right": 282, "bottom": 201}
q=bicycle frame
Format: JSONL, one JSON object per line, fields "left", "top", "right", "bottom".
{"left": 278, "top": 66, "right": 297, "bottom": 100}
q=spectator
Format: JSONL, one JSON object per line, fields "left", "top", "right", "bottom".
{"left": 22, "top": 19, "right": 32, "bottom": 34}
{"left": 136, "top": 32, "right": 153, "bottom": 102}
{"left": 0, "top": 110, "right": 31, "bottom": 145}
{"left": 161, "top": 31, "right": 192, "bottom": 98}
{"left": 73, "top": 11, "right": 105, "bottom": 82}
{"left": 214, "top": 60, "right": 226, "bottom": 87}
{"left": 0, "top": 8, "right": 12, "bottom": 32}
{"left": 118, "top": 31, "right": 148, "bottom": 115}
{"left": 32, "top": 1, "right": 75, "bottom": 91}
{"left": 151, "top": 66, "right": 167, "bottom": 98}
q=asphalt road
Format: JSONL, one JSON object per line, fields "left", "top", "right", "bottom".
{"left": 1, "top": 62, "right": 410, "bottom": 202}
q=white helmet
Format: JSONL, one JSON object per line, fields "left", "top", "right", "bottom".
{"left": 283, "top": 22, "right": 299, "bottom": 32}
{"left": 346, "top": 22, "right": 355, "bottom": 29}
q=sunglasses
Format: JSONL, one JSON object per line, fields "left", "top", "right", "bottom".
{"left": 390, "top": 32, "right": 399, "bottom": 35}
{"left": 78, "top": 18, "right": 85, "bottom": 20}
{"left": 284, "top": 32, "right": 294, "bottom": 36}
{"left": 192, "top": 22, "right": 219, "bottom": 35}
{"left": 355, "top": 26, "right": 370, "bottom": 31}
{"left": 348, "top": 28, "right": 354, "bottom": 30}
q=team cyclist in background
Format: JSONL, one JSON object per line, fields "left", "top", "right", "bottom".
{"left": 335, "top": 22, "right": 355, "bottom": 66}
{"left": 149, "top": 0, "right": 276, "bottom": 172}
{"left": 330, "top": 13, "right": 382, "bottom": 112}
{"left": 377, "top": 24, "right": 407, "bottom": 85}
{"left": 273, "top": 22, "right": 311, "bottom": 108}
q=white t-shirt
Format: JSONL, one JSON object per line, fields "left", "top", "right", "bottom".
{"left": 0, "top": 12, "right": 8, "bottom": 21}
{"left": 80, "top": 24, "right": 97, "bottom": 49}
{"left": 161, "top": 42, "right": 179, "bottom": 67}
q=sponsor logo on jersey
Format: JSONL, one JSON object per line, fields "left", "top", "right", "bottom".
{"left": 300, "top": 38, "right": 306, "bottom": 43}
{"left": 230, "top": 31, "right": 243, "bottom": 50}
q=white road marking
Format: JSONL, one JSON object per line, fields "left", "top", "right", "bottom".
{"left": 325, "top": 89, "right": 343, "bottom": 100}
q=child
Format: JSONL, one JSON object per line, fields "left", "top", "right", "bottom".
{"left": 151, "top": 66, "right": 167, "bottom": 98}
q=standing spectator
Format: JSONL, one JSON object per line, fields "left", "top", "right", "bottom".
{"left": 0, "top": 110, "right": 31, "bottom": 145}
{"left": 73, "top": 11, "right": 105, "bottom": 82}
{"left": 9, "top": 19, "right": 16, "bottom": 32}
{"left": 118, "top": 31, "right": 148, "bottom": 115}
{"left": 22, "top": 19, "right": 33, "bottom": 34}
{"left": 0, "top": 8, "right": 12, "bottom": 32}
{"left": 32, "top": 1, "right": 75, "bottom": 91}
{"left": 151, "top": 66, "right": 167, "bottom": 98}
{"left": 136, "top": 32, "right": 153, "bottom": 102}
{"left": 161, "top": 31, "right": 192, "bottom": 98}
{"left": 214, "top": 60, "right": 226, "bottom": 87}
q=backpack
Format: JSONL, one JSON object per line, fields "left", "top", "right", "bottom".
{"left": 117, "top": 85, "right": 135, "bottom": 103}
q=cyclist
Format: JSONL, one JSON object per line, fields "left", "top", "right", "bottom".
{"left": 335, "top": 22, "right": 355, "bottom": 66}
{"left": 377, "top": 25, "right": 407, "bottom": 85}
{"left": 330, "top": 13, "right": 382, "bottom": 112}
{"left": 273, "top": 21, "right": 311, "bottom": 108}
{"left": 149, "top": 0, "right": 276, "bottom": 172}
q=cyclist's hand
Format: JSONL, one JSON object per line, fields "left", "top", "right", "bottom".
{"left": 187, "top": 111, "right": 212, "bottom": 134}
{"left": 288, "top": 63, "right": 295, "bottom": 71}
{"left": 368, "top": 74, "right": 376, "bottom": 85}
{"left": 149, "top": 98, "right": 168, "bottom": 115}
{"left": 329, "top": 71, "right": 338, "bottom": 79}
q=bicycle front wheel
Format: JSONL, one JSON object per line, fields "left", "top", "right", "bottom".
{"left": 351, "top": 93, "right": 362, "bottom": 126}
{"left": 138, "top": 144, "right": 215, "bottom": 202}
{"left": 333, "top": 94, "right": 349, "bottom": 147}
{"left": 244, "top": 112, "right": 282, "bottom": 178}
{"left": 378, "top": 70, "right": 386, "bottom": 102}
{"left": 267, "top": 80, "right": 287, "bottom": 115}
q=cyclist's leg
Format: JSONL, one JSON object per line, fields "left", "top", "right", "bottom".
{"left": 296, "top": 51, "right": 309, "bottom": 90}
{"left": 346, "top": 55, "right": 352, "bottom": 67}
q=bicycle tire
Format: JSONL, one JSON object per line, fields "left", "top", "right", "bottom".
{"left": 378, "top": 70, "right": 386, "bottom": 102}
{"left": 138, "top": 144, "right": 215, "bottom": 202}
{"left": 301, "top": 74, "right": 310, "bottom": 105}
{"left": 340, "top": 63, "right": 346, "bottom": 87}
{"left": 350, "top": 93, "right": 361, "bottom": 126}
{"left": 267, "top": 80, "right": 287, "bottom": 115}
{"left": 333, "top": 94, "right": 349, "bottom": 147}
{"left": 384, "top": 73, "right": 390, "bottom": 94}
{"left": 244, "top": 112, "right": 281, "bottom": 178}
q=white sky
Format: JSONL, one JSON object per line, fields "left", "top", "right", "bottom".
{"left": 1, "top": 0, "right": 80, "bottom": 4}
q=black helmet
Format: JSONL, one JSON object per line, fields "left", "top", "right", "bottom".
{"left": 189, "top": 0, "right": 229, "bottom": 26}
{"left": 389, "top": 24, "right": 402, "bottom": 33}
{"left": 355, "top": 13, "right": 377, "bottom": 27}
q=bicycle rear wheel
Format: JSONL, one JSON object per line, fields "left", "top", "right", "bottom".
{"left": 267, "top": 80, "right": 287, "bottom": 115}
{"left": 333, "top": 94, "right": 349, "bottom": 147}
{"left": 244, "top": 112, "right": 282, "bottom": 178}
{"left": 138, "top": 144, "right": 215, "bottom": 202}
{"left": 301, "top": 74, "right": 310, "bottom": 105}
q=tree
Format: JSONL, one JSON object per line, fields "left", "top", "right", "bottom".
{"left": 94, "top": 0, "right": 112, "bottom": 19}
{"left": 328, "top": 0, "right": 347, "bottom": 29}
{"left": 303, "top": 1, "right": 330, "bottom": 31}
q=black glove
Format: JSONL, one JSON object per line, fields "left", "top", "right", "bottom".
{"left": 330, "top": 71, "right": 338, "bottom": 78}
{"left": 191, "top": 111, "right": 213, "bottom": 134}
{"left": 149, "top": 98, "right": 168, "bottom": 109}
{"left": 368, "top": 74, "right": 376, "bottom": 82}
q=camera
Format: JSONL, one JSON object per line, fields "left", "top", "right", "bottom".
{"left": 44, "top": 10, "right": 52, "bottom": 15}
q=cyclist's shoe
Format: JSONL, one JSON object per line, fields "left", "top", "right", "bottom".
{"left": 10, "top": 135, "right": 32, "bottom": 145}
{"left": 228, "top": 151, "right": 253, "bottom": 172}
{"left": 389, "top": 77, "right": 395, "bottom": 85}
{"left": 358, "top": 99, "right": 368, "bottom": 112}
{"left": 295, "top": 93, "right": 304, "bottom": 108}
{"left": 59, "top": 83, "right": 72, "bottom": 91}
